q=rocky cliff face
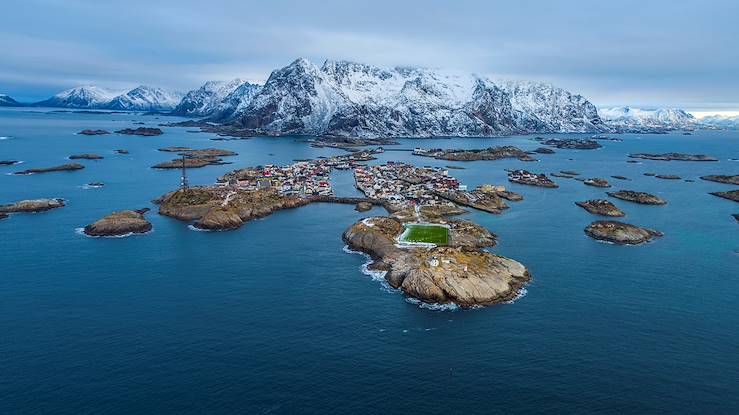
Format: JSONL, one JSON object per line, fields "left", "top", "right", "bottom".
{"left": 225, "top": 58, "right": 606, "bottom": 137}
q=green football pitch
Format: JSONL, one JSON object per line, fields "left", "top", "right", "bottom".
{"left": 401, "top": 224, "right": 449, "bottom": 245}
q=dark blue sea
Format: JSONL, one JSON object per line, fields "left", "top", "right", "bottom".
{"left": 1, "top": 108, "right": 738, "bottom": 414}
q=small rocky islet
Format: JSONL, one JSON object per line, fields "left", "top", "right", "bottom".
{"left": 1, "top": 160, "right": 21, "bottom": 166}
{"left": 507, "top": 169, "right": 558, "bottom": 188}
{"left": 14, "top": 163, "right": 84, "bottom": 175}
{"left": 78, "top": 129, "right": 110, "bottom": 135}
{"left": 69, "top": 153, "right": 104, "bottom": 160}
{"left": 583, "top": 178, "right": 611, "bottom": 188}
{"left": 115, "top": 127, "right": 163, "bottom": 136}
{"left": 153, "top": 147, "right": 238, "bottom": 169}
{"left": 83, "top": 208, "right": 152, "bottom": 237}
{"left": 700, "top": 175, "right": 739, "bottom": 185}
{"left": 710, "top": 190, "right": 739, "bottom": 203}
{"left": 584, "top": 221, "right": 663, "bottom": 245}
{"left": 412, "top": 146, "right": 536, "bottom": 162}
{"left": 534, "top": 137, "right": 602, "bottom": 150}
{"left": 576, "top": 199, "right": 625, "bottom": 217}
{"left": 628, "top": 153, "right": 718, "bottom": 162}
{"left": 607, "top": 190, "right": 667, "bottom": 205}
{"left": 0, "top": 198, "right": 65, "bottom": 217}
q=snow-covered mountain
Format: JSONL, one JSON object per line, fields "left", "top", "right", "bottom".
{"left": 171, "top": 79, "right": 249, "bottom": 116}
{"left": 104, "top": 85, "right": 183, "bottom": 111}
{"left": 598, "top": 106, "right": 696, "bottom": 131}
{"left": 0, "top": 94, "right": 22, "bottom": 107}
{"left": 227, "top": 58, "right": 606, "bottom": 137}
{"left": 210, "top": 81, "right": 262, "bottom": 121}
{"left": 34, "top": 86, "right": 126, "bottom": 109}
{"left": 698, "top": 114, "right": 739, "bottom": 129}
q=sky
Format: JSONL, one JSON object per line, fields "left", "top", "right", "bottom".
{"left": 1, "top": 0, "right": 738, "bottom": 112}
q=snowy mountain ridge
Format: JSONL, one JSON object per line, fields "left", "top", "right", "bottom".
{"left": 33, "top": 85, "right": 182, "bottom": 110}
{"left": 218, "top": 58, "right": 606, "bottom": 137}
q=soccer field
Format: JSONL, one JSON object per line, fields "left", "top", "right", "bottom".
{"left": 401, "top": 224, "right": 449, "bottom": 245}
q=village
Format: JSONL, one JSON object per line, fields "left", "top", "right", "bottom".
{"left": 354, "top": 162, "right": 467, "bottom": 208}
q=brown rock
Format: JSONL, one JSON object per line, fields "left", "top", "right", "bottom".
{"left": 83, "top": 209, "right": 152, "bottom": 237}
{"left": 607, "top": 190, "right": 667, "bottom": 205}
{"left": 585, "top": 220, "right": 663, "bottom": 245}
{"left": 576, "top": 199, "right": 625, "bottom": 217}
{"left": 14, "top": 163, "right": 84, "bottom": 175}
{"left": 0, "top": 198, "right": 65, "bottom": 213}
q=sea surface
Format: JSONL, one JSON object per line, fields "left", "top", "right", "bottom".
{"left": 1, "top": 107, "right": 738, "bottom": 414}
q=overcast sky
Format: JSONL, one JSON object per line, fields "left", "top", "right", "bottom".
{"left": 2, "top": 0, "right": 737, "bottom": 110}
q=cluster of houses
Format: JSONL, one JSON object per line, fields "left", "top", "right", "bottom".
{"left": 217, "top": 150, "right": 381, "bottom": 197}
{"left": 354, "top": 162, "right": 463, "bottom": 206}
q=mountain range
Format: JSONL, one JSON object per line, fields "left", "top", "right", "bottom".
{"left": 2, "top": 58, "right": 738, "bottom": 134}
{"left": 187, "top": 58, "right": 606, "bottom": 137}
{"left": 31, "top": 85, "right": 183, "bottom": 111}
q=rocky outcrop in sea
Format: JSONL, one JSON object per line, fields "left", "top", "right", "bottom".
{"left": 83, "top": 209, "right": 152, "bottom": 236}
{"left": 585, "top": 221, "right": 663, "bottom": 245}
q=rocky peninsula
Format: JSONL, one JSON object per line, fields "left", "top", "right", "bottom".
{"left": 576, "top": 200, "right": 625, "bottom": 217}
{"left": 14, "top": 163, "right": 84, "bottom": 175}
{"left": 413, "top": 146, "right": 536, "bottom": 162}
{"left": 628, "top": 153, "right": 718, "bottom": 162}
{"left": 343, "top": 216, "right": 530, "bottom": 307}
{"left": 116, "top": 127, "right": 163, "bottom": 136}
{"left": 83, "top": 209, "right": 152, "bottom": 237}
{"left": 710, "top": 190, "right": 739, "bottom": 203}
{"left": 585, "top": 221, "right": 663, "bottom": 245}
{"left": 700, "top": 175, "right": 739, "bottom": 185}
{"left": 607, "top": 190, "right": 667, "bottom": 205}
{"left": 156, "top": 187, "right": 310, "bottom": 231}
{"left": 0, "top": 198, "right": 65, "bottom": 214}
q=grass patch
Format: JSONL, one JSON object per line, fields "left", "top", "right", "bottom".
{"left": 401, "top": 224, "right": 449, "bottom": 245}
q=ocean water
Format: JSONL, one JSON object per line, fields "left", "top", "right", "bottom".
{"left": 1, "top": 107, "right": 738, "bottom": 414}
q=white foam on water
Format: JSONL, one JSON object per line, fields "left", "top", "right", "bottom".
{"left": 405, "top": 297, "right": 460, "bottom": 311}
{"left": 187, "top": 224, "right": 210, "bottom": 232}
{"left": 343, "top": 245, "right": 388, "bottom": 282}
{"left": 75, "top": 227, "right": 151, "bottom": 238}
{"left": 80, "top": 184, "right": 104, "bottom": 190}
{"left": 0, "top": 136, "right": 13, "bottom": 140}
{"left": 504, "top": 287, "right": 528, "bottom": 304}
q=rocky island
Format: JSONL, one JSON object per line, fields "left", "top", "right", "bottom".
{"left": 115, "top": 127, "right": 163, "bottom": 136}
{"left": 534, "top": 147, "right": 555, "bottom": 154}
{"left": 0, "top": 198, "right": 65, "bottom": 215}
{"left": 628, "top": 153, "right": 718, "bottom": 162}
{"left": 534, "top": 137, "right": 602, "bottom": 150}
{"left": 585, "top": 221, "right": 663, "bottom": 245}
{"left": 78, "top": 129, "right": 110, "bottom": 135}
{"left": 576, "top": 199, "right": 625, "bottom": 217}
{"left": 710, "top": 190, "right": 739, "bottom": 203}
{"left": 0, "top": 160, "right": 21, "bottom": 166}
{"left": 507, "top": 170, "right": 558, "bottom": 188}
{"left": 412, "top": 146, "right": 536, "bottom": 162}
{"left": 153, "top": 148, "right": 238, "bottom": 169}
{"left": 583, "top": 178, "right": 611, "bottom": 188}
{"left": 83, "top": 209, "right": 152, "bottom": 237}
{"left": 14, "top": 163, "right": 84, "bottom": 175}
{"left": 700, "top": 175, "right": 739, "bottom": 185}
{"left": 69, "top": 153, "right": 103, "bottom": 160}
{"left": 343, "top": 216, "right": 530, "bottom": 307}
{"left": 655, "top": 174, "right": 681, "bottom": 180}
{"left": 607, "top": 190, "right": 667, "bottom": 205}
